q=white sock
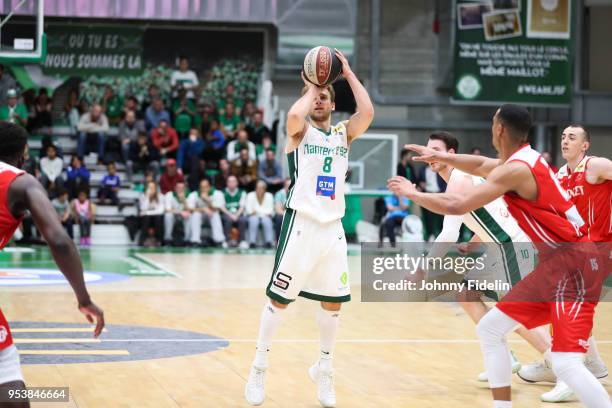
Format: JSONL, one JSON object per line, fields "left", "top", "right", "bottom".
{"left": 476, "top": 307, "right": 519, "bottom": 388}
{"left": 253, "top": 301, "right": 285, "bottom": 368}
{"left": 493, "top": 401, "right": 512, "bottom": 408}
{"left": 543, "top": 348, "right": 552, "bottom": 365}
{"left": 551, "top": 352, "right": 612, "bottom": 408}
{"left": 317, "top": 308, "right": 340, "bottom": 371}
{"left": 586, "top": 336, "right": 605, "bottom": 365}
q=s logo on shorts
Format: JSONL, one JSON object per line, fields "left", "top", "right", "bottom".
{"left": 273, "top": 272, "right": 292, "bottom": 291}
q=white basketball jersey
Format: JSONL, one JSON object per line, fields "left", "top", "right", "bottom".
{"left": 286, "top": 122, "right": 349, "bottom": 223}
{"left": 451, "top": 169, "right": 531, "bottom": 243}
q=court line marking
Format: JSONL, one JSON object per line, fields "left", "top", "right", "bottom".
{"left": 18, "top": 350, "right": 129, "bottom": 355}
{"left": 132, "top": 253, "right": 182, "bottom": 278}
{"left": 12, "top": 328, "right": 107, "bottom": 333}
{"left": 53, "top": 338, "right": 612, "bottom": 344}
{"left": 14, "top": 338, "right": 101, "bottom": 344}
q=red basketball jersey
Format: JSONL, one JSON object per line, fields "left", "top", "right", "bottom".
{"left": 0, "top": 161, "right": 24, "bottom": 249}
{"left": 557, "top": 156, "right": 612, "bottom": 243}
{"left": 502, "top": 145, "right": 585, "bottom": 247}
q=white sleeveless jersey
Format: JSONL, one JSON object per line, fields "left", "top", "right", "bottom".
{"left": 451, "top": 169, "right": 531, "bottom": 243}
{"left": 285, "top": 122, "right": 349, "bottom": 223}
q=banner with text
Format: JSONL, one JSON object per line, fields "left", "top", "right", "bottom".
{"left": 453, "top": 0, "right": 572, "bottom": 105}
{"left": 43, "top": 25, "right": 144, "bottom": 76}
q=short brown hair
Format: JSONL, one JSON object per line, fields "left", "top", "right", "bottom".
{"left": 301, "top": 84, "right": 336, "bottom": 102}
{"left": 566, "top": 124, "right": 590, "bottom": 142}
{"left": 429, "top": 131, "right": 459, "bottom": 153}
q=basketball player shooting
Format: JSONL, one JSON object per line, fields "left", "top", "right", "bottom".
{"left": 245, "top": 49, "right": 374, "bottom": 407}
{"left": 388, "top": 105, "right": 611, "bottom": 408}
{"left": 0, "top": 123, "right": 104, "bottom": 407}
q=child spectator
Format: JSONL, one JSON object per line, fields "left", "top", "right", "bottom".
{"left": 98, "top": 162, "right": 121, "bottom": 206}
{"left": 151, "top": 119, "right": 179, "bottom": 159}
{"left": 72, "top": 189, "right": 95, "bottom": 246}
{"left": 66, "top": 155, "right": 91, "bottom": 199}
{"left": 52, "top": 189, "right": 74, "bottom": 239}
{"left": 39, "top": 144, "right": 64, "bottom": 197}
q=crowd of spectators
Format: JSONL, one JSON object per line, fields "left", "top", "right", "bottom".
{"left": 2, "top": 57, "right": 289, "bottom": 248}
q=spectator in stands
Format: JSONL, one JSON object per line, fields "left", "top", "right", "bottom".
{"left": 64, "top": 88, "right": 81, "bottom": 137}
{"left": 66, "top": 155, "right": 91, "bottom": 200}
{"left": 231, "top": 148, "right": 257, "bottom": 191}
{"left": 219, "top": 102, "right": 241, "bottom": 136}
{"left": 101, "top": 85, "right": 124, "bottom": 126}
{"left": 138, "top": 181, "right": 165, "bottom": 247}
{"left": 145, "top": 97, "right": 171, "bottom": 132}
{"left": 22, "top": 145, "right": 38, "bottom": 178}
{"left": 122, "top": 96, "right": 143, "bottom": 120}
{"left": 29, "top": 88, "right": 53, "bottom": 132}
{"left": 258, "top": 149, "right": 283, "bottom": 193}
{"left": 0, "top": 64, "right": 16, "bottom": 105}
{"left": 396, "top": 149, "right": 416, "bottom": 183}
{"left": 470, "top": 146, "right": 482, "bottom": 156}
{"left": 140, "top": 84, "right": 160, "bottom": 118}
{"left": 199, "top": 104, "right": 214, "bottom": 137}
{"left": 39, "top": 144, "right": 64, "bottom": 197}
{"left": 72, "top": 188, "right": 95, "bottom": 246}
{"left": 220, "top": 175, "right": 248, "bottom": 249}
{"left": 542, "top": 151, "right": 558, "bottom": 173}
{"left": 163, "top": 181, "right": 191, "bottom": 246}
{"left": 187, "top": 178, "right": 226, "bottom": 247}
{"left": 127, "top": 132, "right": 160, "bottom": 181}
{"left": 218, "top": 83, "right": 243, "bottom": 115}
{"left": 77, "top": 104, "right": 109, "bottom": 162}
{"left": 379, "top": 193, "right": 410, "bottom": 247}
{"left": 246, "top": 111, "right": 271, "bottom": 145}
{"left": 246, "top": 180, "right": 275, "bottom": 248}
{"left": 418, "top": 164, "right": 445, "bottom": 241}
{"left": 119, "top": 110, "right": 145, "bottom": 163}
{"left": 256, "top": 133, "right": 276, "bottom": 163}
{"left": 171, "top": 56, "right": 199, "bottom": 100}
{"left": 160, "top": 159, "right": 185, "bottom": 194}
{"left": 177, "top": 128, "right": 204, "bottom": 175}
{"left": 151, "top": 119, "right": 179, "bottom": 159}
{"left": 52, "top": 188, "right": 74, "bottom": 239}
{"left": 214, "top": 158, "right": 231, "bottom": 190}
{"left": 226, "top": 129, "right": 256, "bottom": 162}
{"left": 202, "top": 119, "right": 226, "bottom": 163}
{"left": 173, "top": 91, "right": 196, "bottom": 139}
{"left": 0, "top": 89, "right": 28, "bottom": 127}
{"left": 98, "top": 162, "right": 121, "bottom": 206}
{"left": 273, "top": 179, "right": 290, "bottom": 239}
{"left": 241, "top": 100, "right": 256, "bottom": 127}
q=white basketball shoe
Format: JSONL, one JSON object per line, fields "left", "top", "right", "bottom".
{"left": 309, "top": 362, "right": 336, "bottom": 408}
{"left": 245, "top": 365, "right": 267, "bottom": 406}
{"left": 477, "top": 351, "right": 521, "bottom": 382}
{"left": 540, "top": 359, "right": 608, "bottom": 403}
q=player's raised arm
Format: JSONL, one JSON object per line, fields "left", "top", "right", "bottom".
{"left": 334, "top": 49, "right": 374, "bottom": 144}
{"left": 588, "top": 156, "right": 612, "bottom": 182}
{"left": 8, "top": 174, "right": 105, "bottom": 338}
{"left": 286, "top": 72, "right": 319, "bottom": 144}
{"left": 388, "top": 162, "right": 525, "bottom": 216}
{"left": 406, "top": 144, "right": 500, "bottom": 178}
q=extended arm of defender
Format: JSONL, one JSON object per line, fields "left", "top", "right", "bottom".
{"left": 388, "top": 166, "right": 515, "bottom": 215}
{"left": 406, "top": 144, "right": 500, "bottom": 178}
{"left": 334, "top": 49, "right": 374, "bottom": 143}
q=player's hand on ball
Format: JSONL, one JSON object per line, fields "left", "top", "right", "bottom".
{"left": 334, "top": 48, "right": 352, "bottom": 77}
{"left": 301, "top": 70, "right": 316, "bottom": 89}
{"left": 387, "top": 176, "right": 418, "bottom": 198}
{"left": 404, "top": 144, "right": 448, "bottom": 164}
{"left": 78, "top": 300, "right": 105, "bottom": 338}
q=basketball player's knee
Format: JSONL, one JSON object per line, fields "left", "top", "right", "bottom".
{"left": 321, "top": 302, "right": 341, "bottom": 312}
{"left": 476, "top": 310, "right": 504, "bottom": 344}
{"left": 550, "top": 352, "right": 584, "bottom": 379}
{"left": 270, "top": 299, "right": 289, "bottom": 309}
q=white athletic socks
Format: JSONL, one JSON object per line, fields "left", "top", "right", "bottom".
{"left": 317, "top": 308, "right": 340, "bottom": 371}
{"left": 551, "top": 352, "right": 612, "bottom": 408}
{"left": 253, "top": 301, "right": 285, "bottom": 368}
{"left": 493, "top": 401, "right": 512, "bottom": 408}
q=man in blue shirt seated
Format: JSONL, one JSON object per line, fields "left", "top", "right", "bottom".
{"left": 379, "top": 194, "right": 411, "bottom": 247}
{"left": 98, "top": 162, "right": 121, "bottom": 206}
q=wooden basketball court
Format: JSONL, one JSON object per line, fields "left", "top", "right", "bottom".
{"left": 0, "top": 247, "right": 610, "bottom": 407}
